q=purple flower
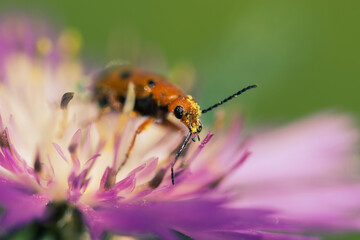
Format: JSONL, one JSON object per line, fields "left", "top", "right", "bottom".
{"left": 0, "top": 16, "right": 359, "bottom": 240}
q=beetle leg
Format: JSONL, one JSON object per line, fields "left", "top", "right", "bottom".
{"left": 117, "top": 117, "right": 154, "bottom": 173}
{"left": 161, "top": 119, "right": 194, "bottom": 185}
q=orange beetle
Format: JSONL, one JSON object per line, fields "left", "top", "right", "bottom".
{"left": 94, "top": 64, "right": 257, "bottom": 184}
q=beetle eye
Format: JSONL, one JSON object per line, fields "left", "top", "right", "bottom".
{"left": 174, "top": 106, "right": 183, "bottom": 119}
{"left": 148, "top": 79, "right": 156, "bottom": 87}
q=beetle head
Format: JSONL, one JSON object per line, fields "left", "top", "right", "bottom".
{"left": 168, "top": 95, "right": 202, "bottom": 134}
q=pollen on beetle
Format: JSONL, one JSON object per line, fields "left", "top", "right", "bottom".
{"left": 188, "top": 97, "right": 201, "bottom": 117}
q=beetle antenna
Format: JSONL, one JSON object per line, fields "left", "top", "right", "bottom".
{"left": 171, "top": 131, "right": 192, "bottom": 185}
{"left": 201, "top": 84, "right": 258, "bottom": 114}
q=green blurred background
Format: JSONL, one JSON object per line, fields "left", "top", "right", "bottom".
{"left": 1, "top": 0, "right": 359, "bottom": 126}
{"left": 0, "top": 1, "right": 359, "bottom": 239}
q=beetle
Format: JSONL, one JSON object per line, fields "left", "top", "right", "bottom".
{"left": 93, "top": 64, "right": 257, "bottom": 185}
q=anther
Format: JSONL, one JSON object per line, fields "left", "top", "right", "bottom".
{"left": 0, "top": 130, "right": 10, "bottom": 149}
{"left": 68, "top": 143, "right": 77, "bottom": 154}
{"left": 60, "top": 92, "right": 74, "bottom": 109}
{"left": 33, "top": 148, "right": 42, "bottom": 173}
{"left": 149, "top": 168, "right": 166, "bottom": 189}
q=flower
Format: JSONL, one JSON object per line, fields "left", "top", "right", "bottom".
{"left": 0, "top": 16, "right": 360, "bottom": 240}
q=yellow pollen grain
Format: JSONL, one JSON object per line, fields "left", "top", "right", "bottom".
{"left": 36, "top": 37, "right": 52, "bottom": 56}
{"left": 58, "top": 28, "right": 82, "bottom": 57}
{"left": 191, "top": 126, "right": 197, "bottom": 133}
